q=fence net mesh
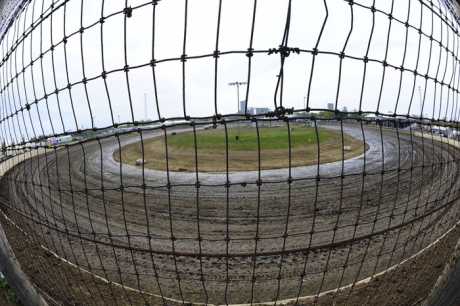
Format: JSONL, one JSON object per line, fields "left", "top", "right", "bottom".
{"left": 0, "top": 0, "right": 460, "bottom": 305}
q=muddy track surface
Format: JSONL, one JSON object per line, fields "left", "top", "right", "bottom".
{"left": 4, "top": 125, "right": 460, "bottom": 304}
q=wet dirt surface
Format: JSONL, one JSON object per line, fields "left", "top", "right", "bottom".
{"left": 2, "top": 124, "right": 460, "bottom": 305}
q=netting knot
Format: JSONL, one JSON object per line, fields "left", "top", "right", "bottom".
{"left": 273, "top": 106, "right": 294, "bottom": 119}
{"left": 125, "top": 6, "right": 133, "bottom": 18}
{"left": 246, "top": 48, "right": 254, "bottom": 58}
{"left": 213, "top": 50, "right": 220, "bottom": 58}
{"left": 268, "top": 45, "right": 300, "bottom": 57}
{"left": 180, "top": 54, "right": 187, "bottom": 62}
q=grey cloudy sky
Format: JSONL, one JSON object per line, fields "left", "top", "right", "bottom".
{"left": 0, "top": 0, "right": 458, "bottom": 142}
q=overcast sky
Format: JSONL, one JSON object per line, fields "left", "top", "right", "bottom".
{"left": 0, "top": 0, "right": 459, "bottom": 142}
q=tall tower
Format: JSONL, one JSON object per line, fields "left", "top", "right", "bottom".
{"left": 239, "top": 100, "right": 246, "bottom": 113}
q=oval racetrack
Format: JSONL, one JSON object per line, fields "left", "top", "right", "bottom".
{"left": 4, "top": 124, "right": 460, "bottom": 304}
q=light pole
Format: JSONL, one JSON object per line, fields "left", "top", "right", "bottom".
{"left": 228, "top": 81, "right": 247, "bottom": 139}
{"left": 144, "top": 93, "right": 147, "bottom": 122}
{"left": 418, "top": 86, "right": 422, "bottom": 119}
{"left": 118, "top": 115, "right": 120, "bottom": 124}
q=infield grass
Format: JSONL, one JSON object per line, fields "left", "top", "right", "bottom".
{"left": 167, "top": 125, "right": 329, "bottom": 151}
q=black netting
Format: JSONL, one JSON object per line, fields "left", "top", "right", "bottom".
{"left": 0, "top": 0, "right": 460, "bottom": 305}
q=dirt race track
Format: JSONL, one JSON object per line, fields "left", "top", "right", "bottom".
{"left": 2, "top": 124, "right": 460, "bottom": 305}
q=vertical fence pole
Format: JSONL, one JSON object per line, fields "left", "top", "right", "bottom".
{"left": 0, "top": 222, "right": 49, "bottom": 306}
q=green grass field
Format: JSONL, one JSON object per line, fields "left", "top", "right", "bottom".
{"left": 167, "top": 125, "right": 330, "bottom": 151}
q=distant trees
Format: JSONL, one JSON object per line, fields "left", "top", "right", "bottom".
{"left": 310, "top": 111, "right": 334, "bottom": 119}
{"left": 29, "top": 135, "right": 45, "bottom": 142}
{"left": 348, "top": 109, "right": 362, "bottom": 119}
{"left": 310, "top": 110, "right": 353, "bottom": 119}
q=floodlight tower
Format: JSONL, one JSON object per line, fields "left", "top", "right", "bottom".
{"left": 144, "top": 93, "right": 147, "bottom": 122}
{"left": 418, "top": 86, "right": 422, "bottom": 119}
{"left": 228, "top": 81, "right": 247, "bottom": 139}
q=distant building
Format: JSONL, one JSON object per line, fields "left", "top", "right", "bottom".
{"left": 327, "top": 103, "right": 334, "bottom": 110}
{"left": 239, "top": 100, "right": 246, "bottom": 113}
{"left": 342, "top": 106, "right": 348, "bottom": 112}
{"left": 247, "top": 107, "right": 270, "bottom": 115}
{"left": 46, "top": 135, "right": 73, "bottom": 146}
